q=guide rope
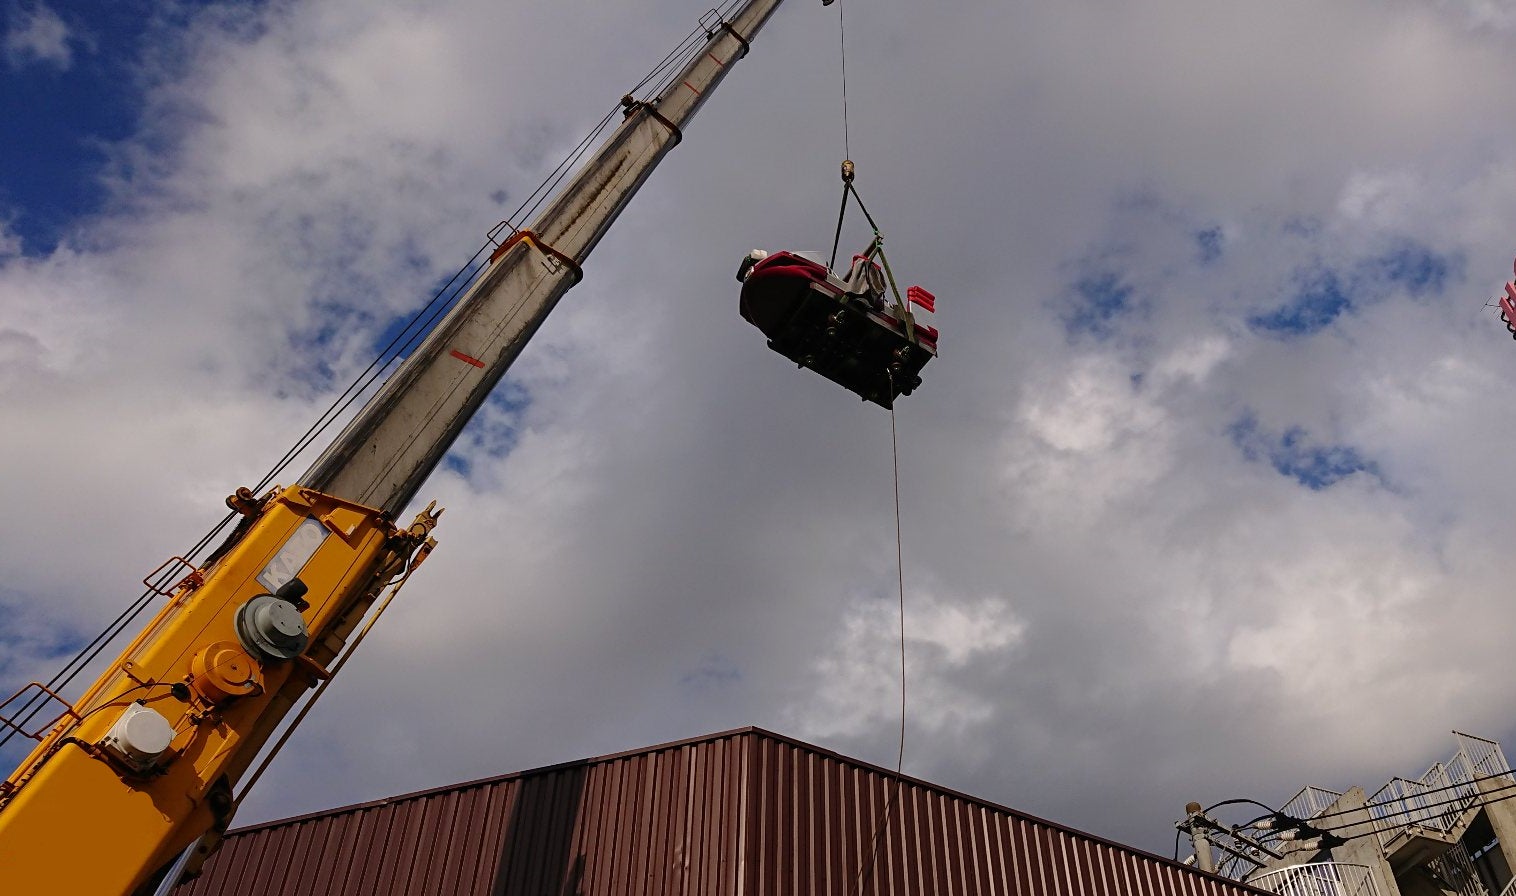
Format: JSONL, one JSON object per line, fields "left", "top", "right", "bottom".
{"left": 825, "top": 5, "right": 914, "bottom": 887}
{"left": 852, "top": 370, "right": 909, "bottom": 896}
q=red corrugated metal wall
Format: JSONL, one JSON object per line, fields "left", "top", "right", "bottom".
{"left": 173, "top": 728, "right": 1263, "bottom": 896}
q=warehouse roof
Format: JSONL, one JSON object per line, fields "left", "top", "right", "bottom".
{"left": 174, "top": 726, "right": 1265, "bottom": 895}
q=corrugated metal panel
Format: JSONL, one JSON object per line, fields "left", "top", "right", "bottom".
{"left": 174, "top": 727, "right": 1265, "bottom": 896}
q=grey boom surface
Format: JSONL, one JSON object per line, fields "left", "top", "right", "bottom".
{"left": 300, "top": 0, "right": 785, "bottom": 515}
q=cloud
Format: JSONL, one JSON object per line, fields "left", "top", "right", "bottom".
{"left": 788, "top": 586, "right": 1027, "bottom": 746}
{"left": 4, "top": 3, "right": 75, "bottom": 70}
{"left": 7, "top": 0, "right": 1516, "bottom": 864}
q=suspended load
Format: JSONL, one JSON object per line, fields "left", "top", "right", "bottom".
{"left": 737, "top": 247, "right": 937, "bottom": 407}
{"left": 1498, "top": 257, "right": 1516, "bottom": 340}
{"left": 736, "top": 161, "right": 938, "bottom": 408}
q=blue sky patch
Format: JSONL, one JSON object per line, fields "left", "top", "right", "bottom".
{"left": 1228, "top": 414, "right": 1383, "bottom": 490}
{"left": 0, "top": 1, "right": 251, "bottom": 253}
{"left": 0, "top": 601, "right": 86, "bottom": 679}
{"left": 1249, "top": 267, "right": 1350, "bottom": 337}
{"left": 679, "top": 652, "right": 741, "bottom": 691}
{"left": 1249, "top": 238, "right": 1459, "bottom": 339}
{"left": 1364, "top": 240, "right": 1458, "bottom": 297}
{"left": 1061, "top": 270, "right": 1139, "bottom": 340}
{"left": 0, "top": 593, "right": 92, "bottom": 769}
{"left": 2, "top": 2, "right": 149, "bottom": 253}
{"left": 1195, "top": 227, "right": 1224, "bottom": 265}
{"left": 442, "top": 378, "right": 532, "bottom": 482}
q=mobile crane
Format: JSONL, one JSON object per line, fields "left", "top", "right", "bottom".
{"left": 0, "top": 2, "right": 797, "bottom": 892}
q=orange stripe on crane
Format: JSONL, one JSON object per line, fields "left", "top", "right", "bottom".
{"left": 449, "top": 350, "right": 485, "bottom": 368}
{"left": 682, "top": 80, "right": 702, "bottom": 96}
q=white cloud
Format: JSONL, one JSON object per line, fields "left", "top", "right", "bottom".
{"left": 790, "top": 587, "right": 1026, "bottom": 743}
{"left": 1440, "top": 0, "right": 1516, "bottom": 30}
{"left": 4, "top": 3, "right": 74, "bottom": 70}
{"left": 7, "top": 0, "right": 1516, "bottom": 862}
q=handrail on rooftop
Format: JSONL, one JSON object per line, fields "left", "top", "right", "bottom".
{"left": 1456, "top": 732, "right": 1514, "bottom": 783}
{"left": 1282, "top": 786, "right": 1345, "bottom": 821}
{"left": 1250, "top": 862, "right": 1381, "bottom": 896}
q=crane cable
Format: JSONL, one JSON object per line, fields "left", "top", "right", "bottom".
{"left": 853, "top": 371, "right": 910, "bottom": 896}
{"left": 0, "top": 3, "right": 742, "bottom": 753}
{"left": 834, "top": 0, "right": 910, "bottom": 886}
{"left": 838, "top": 0, "right": 851, "bottom": 161}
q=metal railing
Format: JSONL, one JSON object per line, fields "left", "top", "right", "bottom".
{"left": 1456, "top": 732, "right": 1514, "bottom": 784}
{"left": 1203, "top": 735, "right": 1512, "bottom": 885}
{"left": 1367, "top": 733, "right": 1512, "bottom": 846}
{"left": 1250, "top": 863, "right": 1380, "bottom": 896}
{"left": 1216, "top": 787, "right": 1345, "bottom": 880}
{"left": 1281, "top": 786, "right": 1345, "bottom": 822}
{"left": 1429, "top": 839, "right": 1494, "bottom": 896}
{"left": 1368, "top": 774, "right": 1469, "bottom": 844}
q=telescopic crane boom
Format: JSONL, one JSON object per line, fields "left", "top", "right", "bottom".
{"left": 0, "top": 2, "right": 786, "bottom": 893}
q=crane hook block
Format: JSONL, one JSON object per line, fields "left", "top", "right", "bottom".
{"left": 737, "top": 249, "right": 937, "bottom": 408}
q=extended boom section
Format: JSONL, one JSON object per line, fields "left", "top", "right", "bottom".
{"left": 301, "top": 0, "right": 784, "bottom": 515}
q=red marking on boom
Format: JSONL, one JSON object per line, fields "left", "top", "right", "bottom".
{"left": 706, "top": 52, "right": 725, "bottom": 67}
{"left": 449, "top": 349, "right": 485, "bottom": 368}
{"left": 682, "top": 80, "right": 702, "bottom": 96}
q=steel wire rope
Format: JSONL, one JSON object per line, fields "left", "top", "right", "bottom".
{"left": 827, "top": 4, "right": 911, "bottom": 889}
{"left": 88, "top": 0, "right": 727, "bottom": 776}
{"left": 0, "top": 239, "right": 498, "bottom": 751}
{"left": 1180, "top": 769, "right": 1516, "bottom": 865}
{"left": 852, "top": 379, "right": 910, "bottom": 896}
{"left": 0, "top": 9, "right": 736, "bottom": 753}
{"left": 1310, "top": 779, "right": 1516, "bottom": 838}
{"left": 838, "top": 0, "right": 850, "bottom": 160}
{"left": 1245, "top": 766, "right": 1516, "bottom": 831}
{"left": 1184, "top": 765, "right": 1516, "bottom": 841}
{"left": 0, "top": 284, "right": 477, "bottom": 749}
{"left": 514, "top": 110, "right": 620, "bottom": 225}
{"left": 645, "top": 34, "right": 708, "bottom": 98}
{"left": 631, "top": 21, "right": 709, "bottom": 94}
{"left": 643, "top": 20, "right": 728, "bottom": 104}
{"left": 2, "top": 131, "right": 566, "bottom": 749}
{"left": 1192, "top": 781, "right": 1516, "bottom": 877}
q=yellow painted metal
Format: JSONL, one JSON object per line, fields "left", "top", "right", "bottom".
{"left": 0, "top": 485, "right": 437, "bottom": 895}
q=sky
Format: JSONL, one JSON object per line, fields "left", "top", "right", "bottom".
{"left": 5, "top": 0, "right": 1516, "bottom": 864}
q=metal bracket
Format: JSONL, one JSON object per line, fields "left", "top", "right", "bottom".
{"left": 143, "top": 556, "right": 202, "bottom": 597}
{"left": 620, "top": 95, "right": 683, "bottom": 147}
{"left": 487, "top": 229, "right": 585, "bottom": 284}
{"left": 698, "top": 10, "right": 750, "bottom": 56}
{"left": 0, "top": 682, "right": 81, "bottom": 741}
{"left": 718, "top": 20, "right": 751, "bottom": 57}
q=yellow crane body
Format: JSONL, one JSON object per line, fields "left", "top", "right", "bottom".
{"left": 0, "top": 486, "right": 438, "bottom": 894}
